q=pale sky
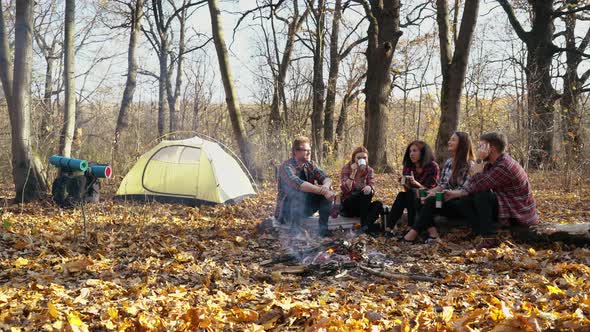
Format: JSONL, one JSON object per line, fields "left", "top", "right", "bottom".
{"left": 28, "top": 0, "right": 590, "bottom": 106}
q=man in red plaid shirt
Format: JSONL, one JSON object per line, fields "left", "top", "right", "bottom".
{"left": 275, "top": 136, "right": 336, "bottom": 237}
{"left": 445, "top": 132, "right": 539, "bottom": 238}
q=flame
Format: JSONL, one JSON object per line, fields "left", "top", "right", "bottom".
{"left": 326, "top": 248, "right": 335, "bottom": 254}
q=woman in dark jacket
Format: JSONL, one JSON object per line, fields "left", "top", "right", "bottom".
{"left": 387, "top": 140, "right": 439, "bottom": 230}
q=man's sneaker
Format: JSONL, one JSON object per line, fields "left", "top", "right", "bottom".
{"left": 318, "top": 228, "right": 332, "bottom": 238}
{"left": 424, "top": 236, "right": 441, "bottom": 244}
{"left": 330, "top": 204, "right": 340, "bottom": 218}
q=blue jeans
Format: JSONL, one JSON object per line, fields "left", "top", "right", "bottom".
{"left": 281, "top": 190, "right": 331, "bottom": 234}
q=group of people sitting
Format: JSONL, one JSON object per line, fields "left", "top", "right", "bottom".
{"left": 274, "top": 132, "right": 538, "bottom": 244}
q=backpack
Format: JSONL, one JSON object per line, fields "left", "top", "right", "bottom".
{"left": 52, "top": 173, "right": 100, "bottom": 208}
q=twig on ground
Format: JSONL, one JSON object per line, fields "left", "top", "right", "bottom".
{"left": 359, "top": 265, "right": 443, "bottom": 283}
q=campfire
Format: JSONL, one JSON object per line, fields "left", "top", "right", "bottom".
{"left": 260, "top": 226, "right": 445, "bottom": 283}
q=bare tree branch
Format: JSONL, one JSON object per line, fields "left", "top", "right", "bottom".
{"left": 232, "top": 0, "right": 286, "bottom": 41}
{"left": 338, "top": 15, "right": 366, "bottom": 54}
{"left": 553, "top": 4, "right": 590, "bottom": 16}
{"left": 295, "top": 33, "right": 314, "bottom": 52}
{"left": 164, "top": 0, "right": 207, "bottom": 31}
{"left": 290, "top": 55, "right": 314, "bottom": 62}
{"left": 175, "top": 36, "right": 213, "bottom": 59}
{"left": 400, "top": 1, "right": 433, "bottom": 28}
{"left": 554, "top": 46, "right": 590, "bottom": 58}
{"left": 138, "top": 69, "right": 160, "bottom": 79}
{"left": 352, "top": 0, "right": 378, "bottom": 47}
{"left": 141, "top": 21, "right": 161, "bottom": 56}
{"left": 580, "top": 68, "right": 590, "bottom": 85}
{"left": 338, "top": 37, "right": 367, "bottom": 60}
{"left": 578, "top": 25, "right": 590, "bottom": 53}
{"left": 497, "top": 0, "right": 528, "bottom": 42}
{"left": 553, "top": 31, "right": 567, "bottom": 40}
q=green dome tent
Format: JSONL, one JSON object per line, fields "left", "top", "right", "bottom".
{"left": 115, "top": 136, "right": 256, "bottom": 205}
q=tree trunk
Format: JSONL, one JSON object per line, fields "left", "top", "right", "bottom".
{"left": 363, "top": 0, "right": 402, "bottom": 171}
{"left": 323, "top": 0, "right": 342, "bottom": 158}
{"left": 208, "top": 0, "right": 259, "bottom": 179}
{"left": 434, "top": 0, "right": 480, "bottom": 164}
{"left": 559, "top": 5, "right": 587, "bottom": 165}
{"left": 0, "top": 2, "right": 13, "bottom": 112}
{"left": 149, "top": 0, "right": 170, "bottom": 138}
{"left": 0, "top": 0, "right": 49, "bottom": 201}
{"left": 60, "top": 0, "right": 76, "bottom": 158}
{"left": 311, "top": 0, "right": 326, "bottom": 163}
{"left": 40, "top": 55, "right": 54, "bottom": 140}
{"left": 335, "top": 72, "right": 364, "bottom": 154}
{"left": 114, "top": 0, "right": 144, "bottom": 157}
{"left": 269, "top": 1, "right": 308, "bottom": 138}
{"left": 157, "top": 42, "right": 169, "bottom": 137}
{"left": 335, "top": 89, "right": 361, "bottom": 154}
{"left": 526, "top": 49, "right": 555, "bottom": 168}
{"left": 497, "top": 0, "right": 558, "bottom": 168}
{"left": 167, "top": 2, "right": 187, "bottom": 134}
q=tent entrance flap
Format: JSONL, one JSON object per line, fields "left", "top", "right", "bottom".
{"left": 142, "top": 145, "right": 202, "bottom": 197}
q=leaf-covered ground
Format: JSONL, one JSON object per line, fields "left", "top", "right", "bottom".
{"left": 1, "top": 172, "right": 589, "bottom": 331}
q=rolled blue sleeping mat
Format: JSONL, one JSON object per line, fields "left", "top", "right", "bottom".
{"left": 90, "top": 165, "right": 112, "bottom": 178}
{"left": 48, "top": 155, "right": 88, "bottom": 172}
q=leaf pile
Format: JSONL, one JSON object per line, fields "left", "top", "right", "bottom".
{"left": 1, "top": 173, "right": 589, "bottom": 331}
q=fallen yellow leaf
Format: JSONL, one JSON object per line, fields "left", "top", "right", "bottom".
{"left": 68, "top": 311, "right": 83, "bottom": 327}
{"left": 107, "top": 307, "right": 118, "bottom": 320}
{"left": 48, "top": 302, "right": 59, "bottom": 319}
{"left": 13, "top": 257, "right": 28, "bottom": 268}
{"left": 547, "top": 285, "right": 565, "bottom": 295}
{"left": 441, "top": 306, "right": 454, "bottom": 323}
{"left": 232, "top": 307, "right": 259, "bottom": 322}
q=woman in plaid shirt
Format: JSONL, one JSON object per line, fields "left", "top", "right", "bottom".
{"left": 403, "top": 132, "right": 475, "bottom": 243}
{"left": 339, "top": 147, "right": 383, "bottom": 234}
{"left": 387, "top": 140, "right": 439, "bottom": 231}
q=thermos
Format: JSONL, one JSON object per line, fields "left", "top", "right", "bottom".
{"left": 435, "top": 192, "right": 444, "bottom": 208}
{"left": 419, "top": 189, "right": 427, "bottom": 204}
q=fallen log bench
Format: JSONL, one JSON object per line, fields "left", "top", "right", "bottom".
{"left": 433, "top": 217, "right": 590, "bottom": 246}
{"left": 263, "top": 212, "right": 590, "bottom": 246}
{"left": 271, "top": 215, "right": 361, "bottom": 232}
{"left": 510, "top": 223, "right": 590, "bottom": 246}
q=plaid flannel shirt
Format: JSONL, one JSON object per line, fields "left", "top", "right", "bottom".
{"left": 439, "top": 158, "right": 473, "bottom": 190}
{"left": 464, "top": 153, "right": 539, "bottom": 226}
{"left": 274, "top": 158, "right": 329, "bottom": 219}
{"left": 340, "top": 163, "right": 376, "bottom": 201}
{"left": 402, "top": 161, "right": 440, "bottom": 189}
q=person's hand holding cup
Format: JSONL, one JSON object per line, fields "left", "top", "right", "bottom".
{"left": 324, "top": 189, "right": 336, "bottom": 200}
{"left": 407, "top": 171, "right": 419, "bottom": 187}
{"left": 476, "top": 142, "right": 490, "bottom": 161}
{"left": 318, "top": 185, "right": 335, "bottom": 200}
